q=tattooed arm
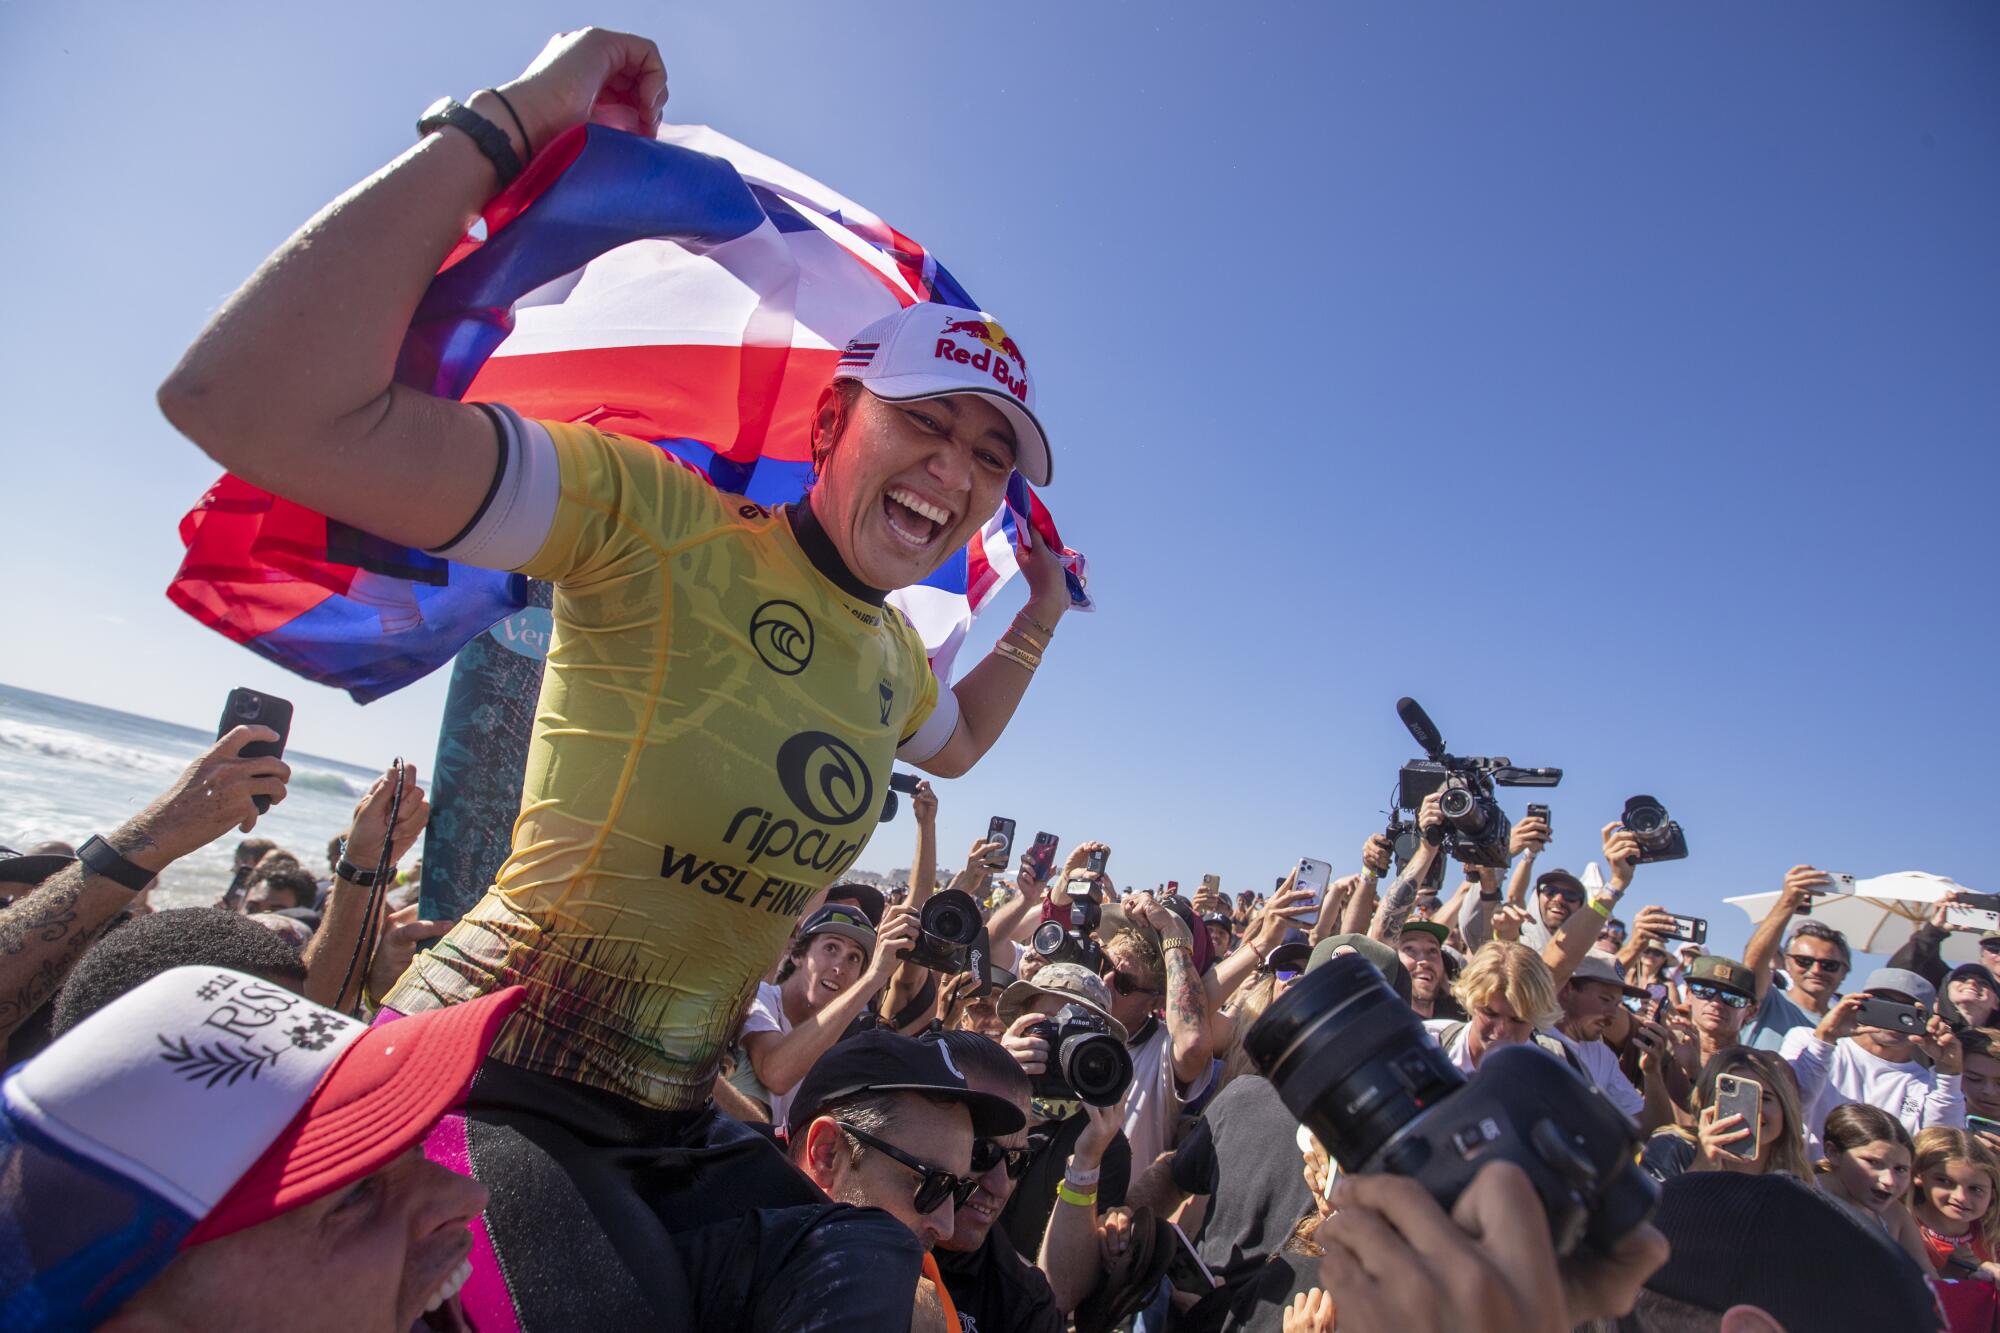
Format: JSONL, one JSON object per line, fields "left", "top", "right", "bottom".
{"left": 1131, "top": 896, "right": 1214, "bottom": 1088}
{"left": 1369, "top": 790, "right": 1444, "bottom": 944}
{"left": 0, "top": 726, "right": 290, "bottom": 1043}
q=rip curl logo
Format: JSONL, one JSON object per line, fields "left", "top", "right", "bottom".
{"left": 775, "top": 731, "right": 875, "bottom": 826}
{"left": 158, "top": 1034, "right": 284, "bottom": 1088}
{"left": 750, "top": 600, "right": 814, "bottom": 676}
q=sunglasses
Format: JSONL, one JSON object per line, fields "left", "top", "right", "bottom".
{"left": 1687, "top": 981, "right": 1750, "bottom": 1010}
{"left": 1538, "top": 884, "right": 1585, "bottom": 904}
{"left": 1104, "top": 968, "right": 1161, "bottom": 997}
{"left": 970, "top": 1138, "right": 1032, "bottom": 1180}
{"left": 838, "top": 1122, "right": 980, "bottom": 1214}
{"left": 1786, "top": 954, "right": 1847, "bottom": 975}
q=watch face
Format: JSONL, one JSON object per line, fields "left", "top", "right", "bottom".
{"left": 417, "top": 95, "right": 456, "bottom": 129}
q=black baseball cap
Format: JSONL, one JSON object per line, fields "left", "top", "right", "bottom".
{"left": 824, "top": 882, "right": 887, "bottom": 927}
{"left": 785, "top": 1030, "right": 1027, "bottom": 1141}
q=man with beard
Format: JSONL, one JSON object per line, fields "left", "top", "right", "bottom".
{"left": 1741, "top": 865, "right": 1853, "bottom": 1051}
{"left": 1662, "top": 956, "right": 1760, "bottom": 1123}
{"left": 1396, "top": 920, "right": 1463, "bottom": 1022}
{"left": 1550, "top": 953, "right": 1676, "bottom": 1132}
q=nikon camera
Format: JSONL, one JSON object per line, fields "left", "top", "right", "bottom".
{"left": 1026, "top": 1003, "right": 1133, "bottom": 1107}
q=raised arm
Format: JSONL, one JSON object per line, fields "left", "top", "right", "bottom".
{"left": 1369, "top": 793, "right": 1444, "bottom": 943}
{"left": 1742, "top": 867, "right": 1825, "bottom": 1003}
{"left": 156, "top": 30, "right": 667, "bottom": 550}
{"left": 906, "top": 781, "right": 940, "bottom": 907}
{"left": 916, "top": 551, "right": 1072, "bottom": 779}
{"left": 746, "top": 908, "right": 919, "bottom": 1096}
{"left": 301, "top": 763, "right": 433, "bottom": 1010}
{"left": 1038, "top": 1098, "right": 1126, "bottom": 1312}
{"left": 0, "top": 728, "right": 289, "bottom": 1042}
{"left": 1542, "top": 823, "right": 1640, "bottom": 988}
{"left": 1133, "top": 897, "right": 1213, "bottom": 1088}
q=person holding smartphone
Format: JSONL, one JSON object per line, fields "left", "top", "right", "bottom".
{"left": 1640, "top": 1048, "right": 1813, "bottom": 1184}
{"left": 1740, "top": 865, "right": 1855, "bottom": 1051}
{"left": 1783, "top": 966, "right": 1966, "bottom": 1154}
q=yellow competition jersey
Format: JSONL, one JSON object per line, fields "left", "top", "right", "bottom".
{"left": 384, "top": 418, "right": 941, "bottom": 1110}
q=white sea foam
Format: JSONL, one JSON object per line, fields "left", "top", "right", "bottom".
{"left": 0, "top": 718, "right": 182, "bottom": 775}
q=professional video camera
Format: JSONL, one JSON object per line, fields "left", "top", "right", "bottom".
{"left": 1032, "top": 895, "right": 1105, "bottom": 973}
{"left": 1621, "top": 795, "right": 1688, "bottom": 863}
{"left": 1026, "top": 1003, "right": 1133, "bottom": 1106}
{"left": 1392, "top": 697, "right": 1561, "bottom": 868}
{"left": 1245, "top": 952, "right": 1656, "bottom": 1257}
{"left": 901, "top": 888, "right": 984, "bottom": 974}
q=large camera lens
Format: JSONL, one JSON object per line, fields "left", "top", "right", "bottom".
{"left": 1438, "top": 785, "right": 1477, "bottom": 821}
{"left": 1245, "top": 953, "right": 1464, "bottom": 1171}
{"left": 1623, "top": 799, "right": 1666, "bottom": 835}
{"left": 1032, "top": 920, "right": 1071, "bottom": 960}
{"left": 920, "top": 890, "right": 982, "bottom": 945}
{"left": 1060, "top": 1030, "right": 1133, "bottom": 1107}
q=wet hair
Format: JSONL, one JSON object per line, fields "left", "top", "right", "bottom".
{"left": 1451, "top": 941, "right": 1560, "bottom": 1029}
{"left": 1784, "top": 919, "right": 1852, "bottom": 970}
{"left": 1912, "top": 1127, "right": 2000, "bottom": 1249}
{"left": 50, "top": 908, "right": 306, "bottom": 1036}
{"left": 1816, "top": 1103, "right": 1914, "bottom": 1177}
{"left": 248, "top": 863, "right": 319, "bottom": 910}
{"left": 1693, "top": 1048, "right": 1813, "bottom": 1181}
{"left": 233, "top": 837, "right": 278, "bottom": 867}
{"left": 930, "top": 1029, "right": 1030, "bottom": 1102}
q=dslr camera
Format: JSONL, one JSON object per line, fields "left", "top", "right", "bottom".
{"left": 1033, "top": 890, "right": 1105, "bottom": 973}
{"left": 901, "top": 889, "right": 983, "bottom": 974}
{"left": 1620, "top": 795, "right": 1688, "bottom": 863}
{"left": 1393, "top": 697, "right": 1560, "bottom": 868}
{"left": 1245, "top": 952, "right": 1655, "bottom": 1257}
{"left": 1027, "top": 1002, "right": 1133, "bottom": 1107}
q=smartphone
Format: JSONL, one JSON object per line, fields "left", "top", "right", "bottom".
{"left": 218, "top": 688, "right": 293, "bottom": 813}
{"left": 1293, "top": 858, "right": 1333, "bottom": 913}
{"left": 1621, "top": 993, "right": 1649, "bottom": 1015}
{"left": 1024, "top": 832, "right": 1059, "bottom": 880}
{"left": 1946, "top": 904, "right": 2000, "bottom": 936}
{"left": 1823, "top": 872, "right": 1858, "bottom": 895}
{"left": 1853, "top": 995, "right": 1927, "bottom": 1037}
{"left": 1662, "top": 914, "right": 1708, "bottom": 946}
{"left": 1086, "top": 846, "right": 1109, "bottom": 875}
{"left": 221, "top": 862, "right": 256, "bottom": 912}
{"left": 1713, "top": 1073, "right": 1763, "bottom": 1161}
{"left": 1166, "top": 880, "right": 1179, "bottom": 895}
{"left": 1526, "top": 802, "right": 1551, "bottom": 835}
{"left": 983, "top": 817, "right": 1016, "bottom": 869}
{"left": 1199, "top": 873, "right": 1222, "bottom": 901}
{"left": 1968, "top": 1114, "right": 2000, "bottom": 1138}
{"left": 1164, "top": 1220, "right": 1220, "bottom": 1295}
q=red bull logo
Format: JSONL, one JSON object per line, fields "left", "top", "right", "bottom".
{"left": 935, "top": 315, "right": 1029, "bottom": 401}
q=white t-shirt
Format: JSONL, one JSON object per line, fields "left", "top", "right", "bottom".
{"left": 1424, "top": 1017, "right": 1479, "bottom": 1075}
{"left": 742, "top": 980, "right": 797, "bottom": 1128}
{"left": 1780, "top": 1028, "right": 1965, "bottom": 1154}
{"left": 1122, "top": 1022, "right": 1214, "bottom": 1173}
{"left": 1549, "top": 1028, "right": 1645, "bottom": 1119}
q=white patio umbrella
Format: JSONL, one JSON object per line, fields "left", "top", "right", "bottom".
{"left": 1724, "top": 872, "right": 1988, "bottom": 966}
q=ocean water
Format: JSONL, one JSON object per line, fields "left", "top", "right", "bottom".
{"left": 0, "top": 683, "right": 382, "bottom": 908}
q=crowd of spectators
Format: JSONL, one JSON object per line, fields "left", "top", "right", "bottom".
{"left": 0, "top": 726, "right": 1987, "bottom": 1330}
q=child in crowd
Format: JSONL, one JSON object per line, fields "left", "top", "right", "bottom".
{"left": 1814, "top": 1103, "right": 1929, "bottom": 1269}
{"left": 1641, "top": 1048, "right": 1812, "bottom": 1183}
{"left": 1910, "top": 1127, "right": 2000, "bottom": 1282}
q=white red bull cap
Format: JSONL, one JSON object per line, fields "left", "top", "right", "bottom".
{"left": 833, "top": 305, "right": 1053, "bottom": 486}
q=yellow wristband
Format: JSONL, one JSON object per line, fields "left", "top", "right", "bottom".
{"left": 1057, "top": 1181, "right": 1099, "bottom": 1208}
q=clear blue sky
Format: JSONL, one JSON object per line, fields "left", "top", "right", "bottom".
{"left": 4, "top": 2, "right": 1995, "bottom": 958}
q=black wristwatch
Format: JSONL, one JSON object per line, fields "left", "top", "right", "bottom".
{"left": 333, "top": 840, "right": 382, "bottom": 888}
{"left": 77, "top": 835, "right": 158, "bottom": 893}
{"left": 417, "top": 96, "right": 523, "bottom": 188}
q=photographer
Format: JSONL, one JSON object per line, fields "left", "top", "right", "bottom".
{"left": 993, "top": 966, "right": 1136, "bottom": 1257}
{"left": 0, "top": 725, "right": 289, "bottom": 1049}
{"left": 1459, "top": 808, "right": 1551, "bottom": 951}
{"left": 1783, "top": 965, "right": 1966, "bottom": 1152}
{"left": 1551, "top": 953, "right": 1676, "bottom": 1134}
{"left": 744, "top": 903, "right": 922, "bottom": 1126}
{"left": 1740, "top": 865, "right": 1852, "bottom": 1050}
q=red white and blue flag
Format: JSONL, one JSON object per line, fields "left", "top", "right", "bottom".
{"left": 167, "top": 123, "right": 1089, "bottom": 702}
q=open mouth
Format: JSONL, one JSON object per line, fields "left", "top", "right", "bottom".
{"left": 413, "top": 1255, "right": 474, "bottom": 1332}
{"left": 882, "top": 487, "right": 953, "bottom": 549}
{"left": 964, "top": 1190, "right": 1000, "bottom": 1224}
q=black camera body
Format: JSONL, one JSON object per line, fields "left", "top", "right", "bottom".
{"left": 902, "top": 889, "right": 983, "bottom": 974}
{"left": 1027, "top": 1002, "right": 1133, "bottom": 1107}
{"left": 1032, "top": 896, "right": 1104, "bottom": 973}
{"left": 1246, "top": 952, "right": 1655, "bottom": 1258}
{"left": 1392, "top": 698, "right": 1559, "bottom": 869}
{"left": 1621, "top": 795, "right": 1688, "bottom": 863}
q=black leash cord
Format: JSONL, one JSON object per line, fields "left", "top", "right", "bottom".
{"left": 337, "top": 757, "right": 405, "bottom": 1014}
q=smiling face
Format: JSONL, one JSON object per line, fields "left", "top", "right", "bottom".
{"left": 1964, "top": 1049, "right": 2000, "bottom": 1118}
{"left": 1783, "top": 933, "right": 1850, "bottom": 1005}
{"left": 1919, "top": 1158, "right": 1995, "bottom": 1236}
{"left": 1398, "top": 931, "right": 1444, "bottom": 1005}
{"left": 1536, "top": 880, "right": 1582, "bottom": 930}
{"left": 1828, "top": 1139, "right": 1913, "bottom": 1214}
{"left": 1951, "top": 975, "right": 1999, "bottom": 1028}
{"left": 790, "top": 934, "right": 869, "bottom": 1014}
{"left": 114, "top": 1148, "right": 486, "bottom": 1332}
{"left": 944, "top": 1070, "right": 1031, "bottom": 1253}
{"left": 809, "top": 384, "right": 1016, "bottom": 591}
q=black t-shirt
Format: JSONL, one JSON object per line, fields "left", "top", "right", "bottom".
{"left": 999, "top": 1112, "right": 1131, "bottom": 1259}
{"left": 1639, "top": 1129, "right": 1697, "bottom": 1184}
{"left": 1225, "top": 1250, "right": 1321, "bottom": 1333}
{"left": 933, "top": 1226, "right": 1065, "bottom": 1333}
{"left": 1172, "top": 1076, "right": 1314, "bottom": 1295}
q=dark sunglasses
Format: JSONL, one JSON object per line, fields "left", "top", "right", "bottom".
{"left": 970, "top": 1138, "right": 1032, "bottom": 1180}
{"left": 1538, "top": 884, "right": 1585, "bottom": 904}
{"left": 1786, "top": 954, "right": 1847, "bottom": 975}
{"left": 838, "top": 1122, "right": 980, "bottom": 1214}
{"left": 1687, "top": 981, "right": 1750, "bottom": 1010}
{"left": 1104, "top": 968, "right": 1161, "bottom": 997}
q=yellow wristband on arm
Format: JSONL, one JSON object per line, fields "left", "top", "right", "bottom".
{"left": 1057, "top": 1181, "right": 1099, "bottom": 1208}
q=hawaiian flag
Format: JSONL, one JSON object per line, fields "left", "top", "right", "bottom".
{"left": 166, "top": 123, "right": 1089, "bottom": 703}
